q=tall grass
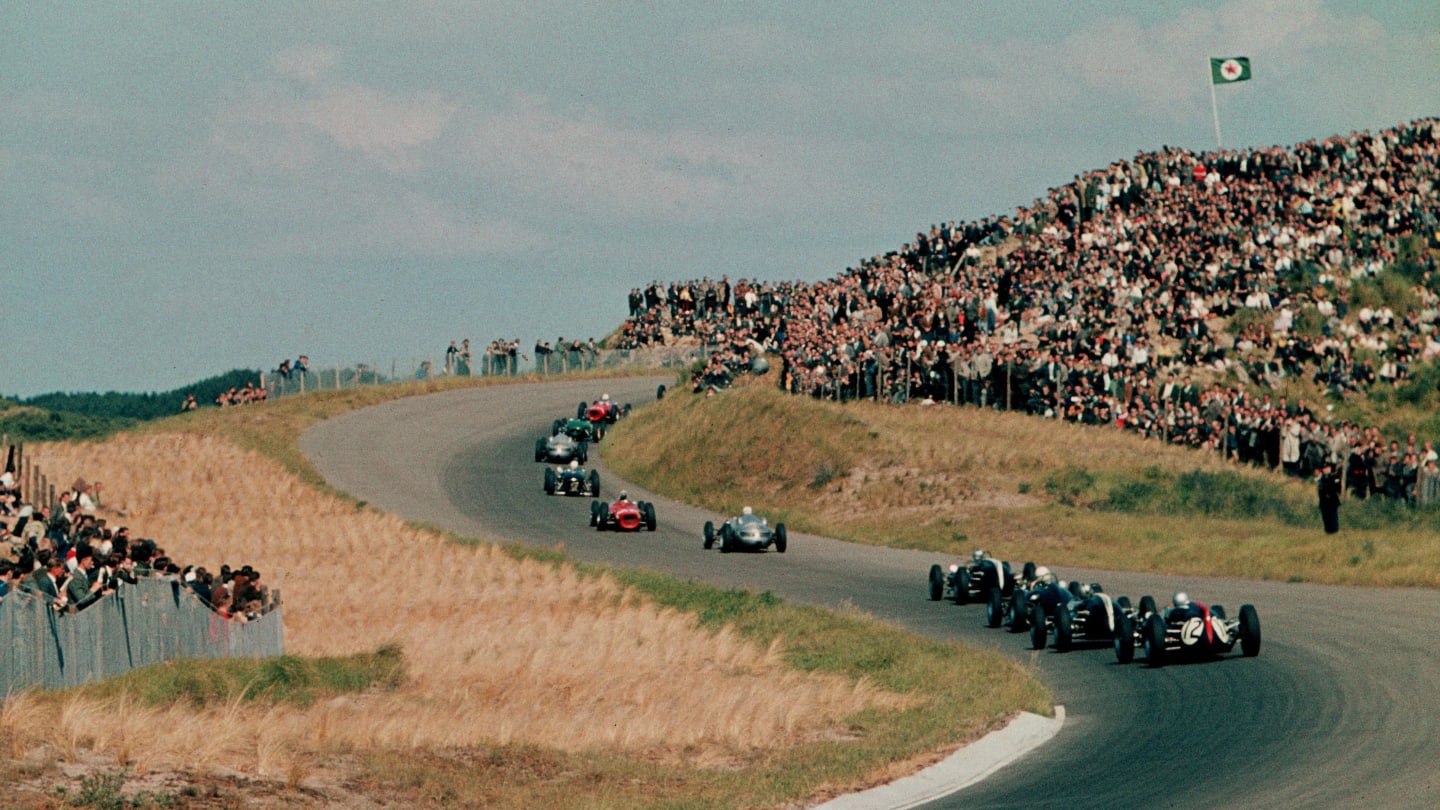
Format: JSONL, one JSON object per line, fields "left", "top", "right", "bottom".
{"left": 6, "top": 384, "right": 1050, "bottom": 808}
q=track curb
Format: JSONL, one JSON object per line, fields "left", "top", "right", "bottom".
{"left": 812, "top": 705, "right": 1065, "bottom": 809}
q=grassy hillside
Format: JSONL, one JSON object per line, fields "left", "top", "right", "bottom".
{"left": 4, "top": 373, "right": 1049, "bottom": 810}
{"left": 605, "top": 378, "right": 1440, "bottom": 587}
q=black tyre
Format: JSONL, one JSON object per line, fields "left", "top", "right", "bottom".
{"left": 1068, "top": 580, "right": 1085, "bottom": 600}
{"left": 1008, "top": 592, "right": 1028, "bottom": 632}
{"left": 1239, "top": 604, "right": 1261, "bottom": 657}
{"left": 596, "top": 424, "right": 606, "bottom": 442}
{"left": 577, "top": 440, "right": 589, "bottom": 465}
{"left": 657, "top": 384, "right": 666, "bottom": 400}
{"left": 535, "top": 438, "right": 546, "bottom": 462}
{"left": 1117, "top": 596, "right": 1132, "bottom": 611}
{"left": 588, "top": 470, "right": 601, "bottom": 498}
{"left": 552, "top": 419, "right": 564, "bottom": 436}
{"left": 623, "top": 403, "right": 632, "bottom": 417}
{"left": 1139, "top": 595, "right": 1157, "bottom": 618}
{"left": 956, "top": 569, "right": 972, "bottom": 605}
{"left": 1145, "top": 614, "right": 1168, "bottom": 668}
{"left": 1090, "top": 582, "right": 1104, "bottom": 594}
{"left": 577, "top": 402, "right": 587, "bottom": 419}
{"left": 594, "top": 502, "right": 609, "bottom": 531}
{"left": 1022, "top": 561, "right": 1037, "bottom": 581}
{"left": 719, "top": 526, "right": 734, "bottom": 553}
{"left": 774, "top": 523, "right": 787, "bottom": 553}
{"left": 1029, "top": 603, "right": 1048, "bottom": 650}
{"left": 589, "top": 500, "right": 602, "bottom": 526}
{"left": 704, "top": 521, "right": 716, "bottom": 550}
{"left": 1055, "top": 606, "right": 1074, "bottom": 652}
{"left": 928, "top": 565, "right": 944, "bottom": 601}
{"left": 643, "top": 502, "right": 657, "bottom": 531}
{"left": 1211, "top": 604, "right": 1227, "bottom": 619}
{"left": 1115, "top": 612, "right": 1136, "bottom": 664}
{"left": 543, "top": 467, "right": 557, "bottom": 494}
{"left": 986, "top": 587, "right": 1003, "bottom": 628}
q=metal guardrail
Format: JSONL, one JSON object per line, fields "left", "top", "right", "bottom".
{"left": 1, "top": 579, "right": 284, "bottom": 692}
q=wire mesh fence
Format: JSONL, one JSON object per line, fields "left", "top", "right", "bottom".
{"left": 1, "top": 579, "right": 283, "bottom": 692}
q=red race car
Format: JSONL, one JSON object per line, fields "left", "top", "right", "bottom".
{"left": 590, "top": 493, "right": 656, "bottom": 531}
{"left": 579, "top": 394, "right": 631, "bottom": 425}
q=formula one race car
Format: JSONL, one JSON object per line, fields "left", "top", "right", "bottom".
{"left": 553, "top": 416, "right": 605, "bottom": 443}
{"left": 1116, "top": 591, "right": 1261, "bottom": 667}
{"left": 544, "top": 461, "right": 601, "bottom": 497}
{"left": 703, "top": 507, "right": 787, "bottom": 553}
{"left": 928, "top": 549, "right": 1018, "bottom": 607}
{"left": 534, "top": 428, "right": 589, "bottom": 464}
{"left": 590, "top": 493, "right": 657, "bottom": 532}
{"left": 580, "top": 394, "right": 631, "bottom": 425}
{"left": 1026, "top": 575, "right": 1133, "bottom": 652}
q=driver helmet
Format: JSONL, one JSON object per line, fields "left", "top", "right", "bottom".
{"left": 972, "top": 548, "right": 987, "bottom": 563}
{"left": 1076, "top": 582, "right": 1094, "bottom": 599}
{"left": 1034, "top": 565, "right": 1056, "bottom": 585}
{"left": 569, "top": 460, "right": 580, "bottom": 470}
{"left": 1173, "top": 591, "right": 1191, "bottom": 609}
{"left": 618, "top": 490, "right": 630, "bottom": 502}
{"left": 742, "top": 506, "right": 753, "bottom": 516}
{"left": 601, "top": 393, "right": 611, "bottom": 402}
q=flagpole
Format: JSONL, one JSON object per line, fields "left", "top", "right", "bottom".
{"left": 1209, "top": 74, "right": 1222, "bottom": 149}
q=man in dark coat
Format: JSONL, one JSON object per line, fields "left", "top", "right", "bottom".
{"left": 1317, "top": 462, "right": 1343, "bottom": 534}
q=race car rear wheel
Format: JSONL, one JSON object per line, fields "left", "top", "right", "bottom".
{"left": 577, "top": 402, "right": 587, "bottom": 419}
{"left": 590, "top": 500, "right": 602, "bottom": 526}
{"left": 1210, "top": 604, "right": 1227, "bottom": 619}
{"left": 577, "top": 440, "right": 589, "bottom": 465}
{"left": 1029, "top": 603, "right": 1048, "bottom": 650}
{"left": 594, "top": 502, "right": 609, "bottom": 531}
{"left": 1117, "top": 596, "right": 1132, "bottom": 611}
{"left": 955, "top": 569, "right": 972, "bottom": 605}
{"left": 704, "top": 521, "right": 716, "bottom": 550}
{"left": 1008, "top": 592, "right": 1028, "bottom": 632}
{"left": 1114, "top": 612, "right": 1135, "bottom": 664}
{"left": 552, "top": 419, "right": 565, "bottom": 436}
{"left": 543, "top": 467, "right": 557, "bottom": 495}
{"left": 1138, "top": 595, "right": 1157, "bottom": 618}
{"left": 985, "top": 587, "right": 1004, "bottom": 628}
{"left": 1239, "top": 604, "right": 1261, "bottom": 657}
{"left": 774, "top": 523, "right": 787, "bottom": 553}
{"left": 928, "top": 565, "right": 944, "bottom": 601}
{"left": 719, "top": 526, "right": 734, "bottom": 553}
{"left": 588, "top": 470, "right": 601, "bottom": 498}
{"left": 643, "top": 502, "right": 657, "bottom": 531}
{"left": 1055, "top": 606, "right": 1074, "bottom": 652}
{"left": 1144, "top": 614, "right": 1167, "bottom": 668}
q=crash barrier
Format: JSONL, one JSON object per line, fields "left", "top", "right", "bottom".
{"left": 0, "top": 579, "right": 284, "bottom": 692}
{"left": 261, "top": 344, "right": 716, "bottom": 398}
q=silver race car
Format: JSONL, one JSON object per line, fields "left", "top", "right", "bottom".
{"left": 703, "top": 507, "right": 787, "bottom": 553}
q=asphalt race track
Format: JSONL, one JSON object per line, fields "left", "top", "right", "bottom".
{"left": 300, "top": 376, "right": 1440, "bottom": 809}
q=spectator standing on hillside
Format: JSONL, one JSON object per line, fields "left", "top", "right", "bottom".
{"left": 1317, "top": 462, "right": 1342, "bottom": 534}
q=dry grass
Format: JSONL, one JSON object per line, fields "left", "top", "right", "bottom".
{"left": 605, "top": 381, "right": 1440, "bottom": 587}
{"left": 13, "top": 432, "right": 894, "bottom": 778}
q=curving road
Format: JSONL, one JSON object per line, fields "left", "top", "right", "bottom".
{"left": 300, "top": 377, "right": 1440, "bottom": 809}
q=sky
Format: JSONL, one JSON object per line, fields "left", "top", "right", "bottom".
{"left": 2, "top": 1, "right": 1437, "bottom": 398}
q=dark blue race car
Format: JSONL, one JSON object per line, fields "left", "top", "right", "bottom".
{"left": 928, "top": 549, "right": 1023, "bottom": 610}
{"left": 544, "top": 461, "right": 601, "bottom": 497}
{"left": 1025, "top": 575, "right": 1133, "bottom": 653}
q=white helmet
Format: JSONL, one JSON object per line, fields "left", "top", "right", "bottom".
{"left": 742, "top": 506, "right": 753, "bottom": 515}
{"left": 1034, "top": 566, "right": 1056, "bottom": 585}
{"left": 569, "top": 460, "right": 580, "bottom": 469}
{"left": 1173, "top": 591, "right": 1191, "bottom": 608}
{"left": 602, "top": 393, "right": 611, "bottom": 401}
{"left": 972, "top": 548, "right": 987, "bottom": 563}
{"left": 1077, "top": 582, "right": 1094, "bottom": 598}
{"left": 618, "top": 490, "right": 629, "bottom": 501}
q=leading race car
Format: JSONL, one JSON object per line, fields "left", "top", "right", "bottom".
{"left": 534, "top": 427, "right": 589, "bottom": 464}
{"left": 580, "top": 394, "right": 631, "bottom": 425}
{"left": 703, "top": 507, "right": 787, "bottom": 553}
{"left": 1116, "top": 591, "right": 1261, "bottom": 667}
{"left": 590, "top": 492, "right": 657, "bottom": 532}
{"left": 927, "top": 549, "right": 1019, "bottom": 607}
{"left": 1026, "top": 575, "right": 1133, "bottom": 652}
{"left": 544, "top": 460, "right": 601, "bottom": 497}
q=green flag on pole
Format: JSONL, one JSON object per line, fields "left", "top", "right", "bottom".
{"left": 1211, "top": 57, "right": 1251, "bottom": 84}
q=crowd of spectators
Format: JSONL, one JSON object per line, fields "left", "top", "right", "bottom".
{"left": 613, "top": 118, "right": 1440, "bottom": 504}
{"left": 0, "top": 468, "right": 273, "bottom": 622}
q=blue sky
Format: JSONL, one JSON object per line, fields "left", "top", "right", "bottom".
{"left": 3, "top": 1, "right": 1436, "bottom": 397}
